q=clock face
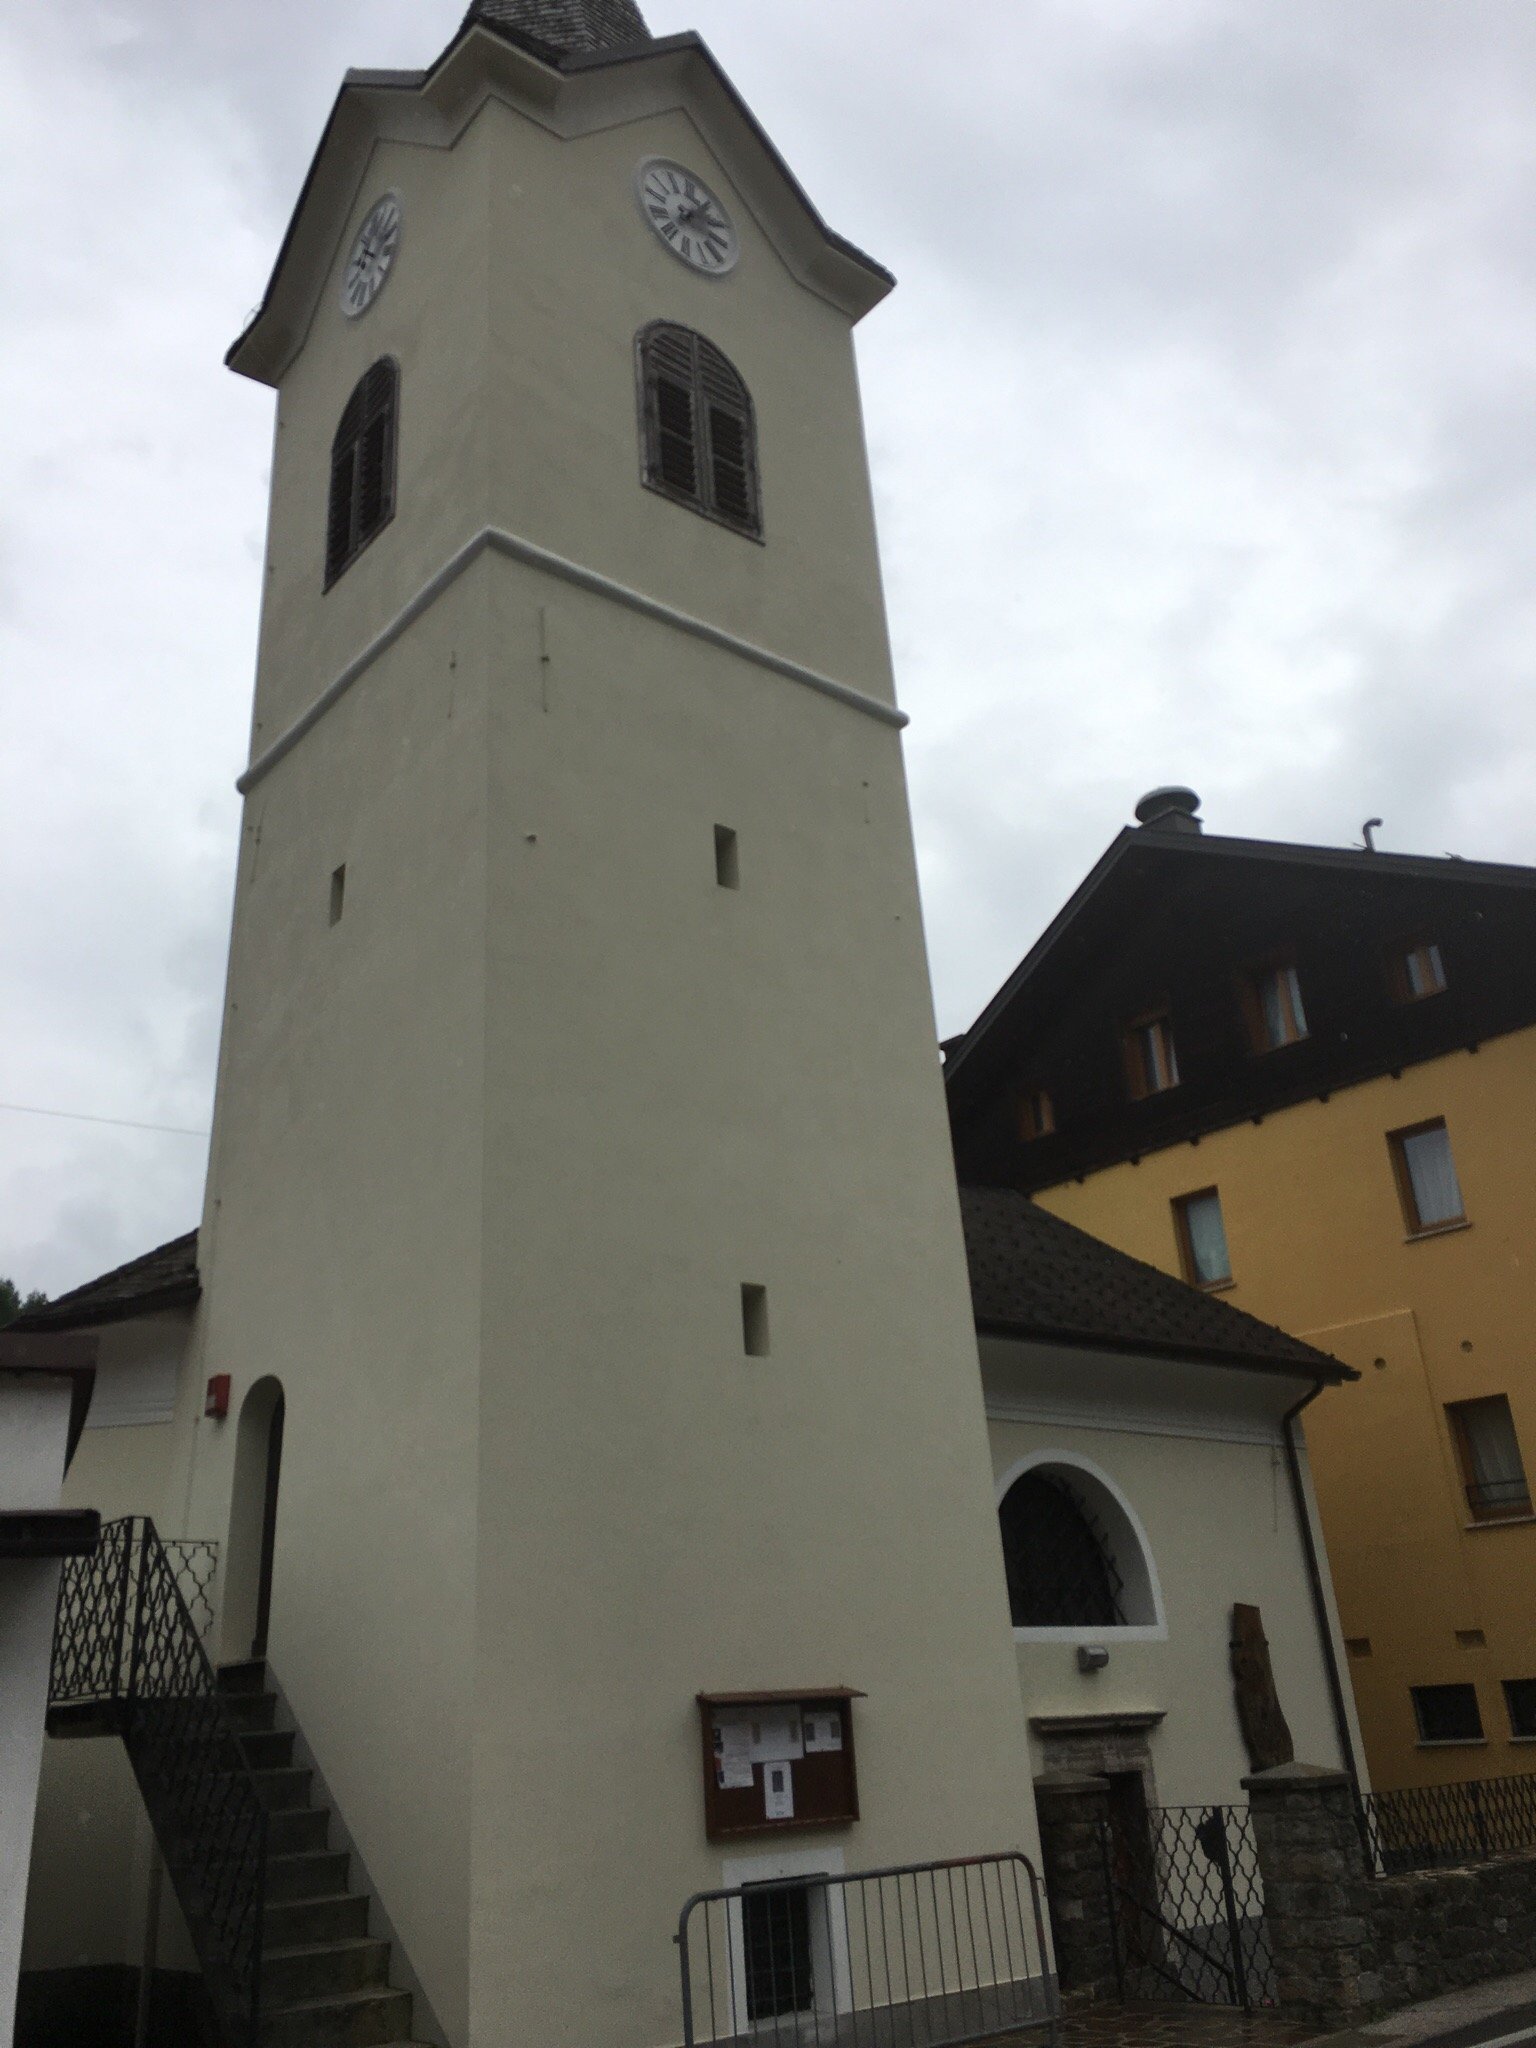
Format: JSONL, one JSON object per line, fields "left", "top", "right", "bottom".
{"left": 635, "top": 159, "right": 739, "bottom": 277}
{"left": 341, "top": 193, "right": 402, "bottom": 319}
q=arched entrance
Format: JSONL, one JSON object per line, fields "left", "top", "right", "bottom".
{"left": 223, "top": 1377, "right": 285, "bottom": 1664}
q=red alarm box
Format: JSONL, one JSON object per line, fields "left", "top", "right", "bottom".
{"left": 205, "top": 1374, "right": 231, "bottom": 1420}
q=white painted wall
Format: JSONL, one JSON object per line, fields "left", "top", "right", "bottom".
{"left": 177, "top": 43, "right": 1039, "bottom": 2048}
{"left": 982, "top": 1337, "right": 1361, "bottom": 1806}
{"left": 0, "top": 1375, "right": 76, "bottom": 2041}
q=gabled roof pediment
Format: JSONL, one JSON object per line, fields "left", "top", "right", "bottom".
{"left": 228, "top": 20, "right": 892, "bottom": 386}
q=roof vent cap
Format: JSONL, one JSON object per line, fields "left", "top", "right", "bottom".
{"left": 1134, "top": 786, "right": 1202, "bottom": 835}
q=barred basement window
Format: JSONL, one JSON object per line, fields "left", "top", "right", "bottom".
{"left": 637, "top": 323, "right": 761, "bottom": 539}
{"left": 998, "top": 1471, "right": 1126, "bottom": 1628}
{"left": 325, "top": 358, "right": 399, "bottom": 589}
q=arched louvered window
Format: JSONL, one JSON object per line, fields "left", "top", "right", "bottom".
{"left": 637, "top": 323, "right": 761, "bottom": 539}
{"left": 998, "top": 1471, "right": 1127, "bottom": 1629}
{"left": 325, "top": 358, "right": 399, "bottom": 589}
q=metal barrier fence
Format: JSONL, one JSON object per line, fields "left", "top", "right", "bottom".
{"left": 50, "top": 1517, "right": 220, "bottom": 1708}
{"left": 677, "top": 1852, "right": 1058, "bottom": 2048}
{"left": 1101, "top": 1804, "right": 1276, "bottom": 2010}
{"left": 1358, "top": 1775, "right": 1536, "bottom": 1873}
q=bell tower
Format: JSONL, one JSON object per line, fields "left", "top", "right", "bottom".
{"left": 190, "top": 7, "right": 1041, "bottom": 2043}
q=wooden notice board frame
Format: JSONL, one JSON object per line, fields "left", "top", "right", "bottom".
{"left": 698, "top": 1689, "right": 864, "bottom": 1840}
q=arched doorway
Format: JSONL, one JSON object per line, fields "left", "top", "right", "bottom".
{"left": 223, "top": 1377, "right": 285, "bottom": 1664}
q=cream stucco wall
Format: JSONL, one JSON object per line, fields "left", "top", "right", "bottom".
{"left": 982, "top": 1338, "right": 1361, "bottom": 1806}
{"left": 166, "top": 44, "right": 1042, "bottom": 2048}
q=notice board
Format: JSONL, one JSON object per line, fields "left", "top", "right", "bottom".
{"left": 698, "top": 1689, "right": 863, "bottom": 1839}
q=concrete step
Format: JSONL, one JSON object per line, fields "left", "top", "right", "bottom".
{"left": 262, "top": 1936, "right": 390, "bottom": 2006}
{"left": 222, "top": 1689, "right": 279, "bottom": 1733}
{"left": 218, "top": 1659, "right": 269, "bottom": 1696}
{"left": 253, "top": 1765, "right": 314, "bottom": 1812}
{"left": 242, "top": 1727, "right": 297, "bottom": 1770}
{"left": 264, "top": 1893, "right": 370, "bottom": 1951}
{"left": 268, "top": 1805, "right": 330, "bottom": 1856}
{"left": 267, "top": 1850, "right": 351, "bottom": 1903}
{"left": 258, "top": 1986, "right": 413, "bottom": 2048}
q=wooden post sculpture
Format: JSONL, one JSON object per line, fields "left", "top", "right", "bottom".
{"left": 1230, "top": 1601, "right": 1295, "bottom": 1772}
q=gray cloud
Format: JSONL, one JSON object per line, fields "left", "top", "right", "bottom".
{"left": 6, "top": 0, "right": 1536, "bottom": 1292}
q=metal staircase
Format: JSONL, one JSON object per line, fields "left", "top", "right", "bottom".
{"left": 48, "top": 1518, "right": 428, "bottom": 2047}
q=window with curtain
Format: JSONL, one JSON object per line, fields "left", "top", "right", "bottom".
{"left": 325, "top": 358, "right": 399, "bottom": 589}
{"left": 1248, "top": 962, "right": 1308, "bottom": 1050}
{"left": 1448, "top": 1396, "right": 1531, "bottom": 1520}
{"left": 1124, "top": 1011, "right": 1180, "bottom": 1098}
{"left": 1173, "top": 1187, "right": 1232, "bottom": 1288}
{"left": 1399, "top": 941, "right": 1447, "bottom": 1000}
{"left": 997, "top": 1472, "right": 1126, "bottom": 1628}
{"left": 1391, "top": 1119, "right": 1466, "bottom": 1232}
{"left": 1505, "top": 1680, "right": 1536, "bottom": 1738}
{"left": 637, "top": 322, "right": 761, "bottom": 539}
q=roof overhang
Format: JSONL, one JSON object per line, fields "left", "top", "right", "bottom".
{"left": 0, "top": 1509, "right": 101, "bottom": 1560}
{"left": 975, "top": 1315, "right": 1355, "bottom": 1385}
{"left": 228, "top": 24, "right": 893, "bottom": 387}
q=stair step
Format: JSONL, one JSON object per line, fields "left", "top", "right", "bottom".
{"left": 218, "top": 1658, "right": 269, "bottom": 1695}
{"left": 268, "top": 1805, "right": 330, "bottom": 1855}
{"left": 258, "top": 1985, "right": 413, "bottom": 2048}
{"left": 267, "top": 1850, "right": 351, "bottom": 1903}
{"left": 222, "top": 1689, "right": 279, "bottom": 1732}
{"left": 265, "top": 1893, "right": 370, "bottom": 1950}
{"left": 253, "top": 1766, "right": 314, "bottom": 1812}
{"left": 262, "top": 1936, "right": 390, "bottom": 2006}
{"left": 243, "top": 1727, "right": 297, "bottom": 1770}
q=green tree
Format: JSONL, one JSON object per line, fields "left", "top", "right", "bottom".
{"left": 0, "top": 1277, "right": 47, "bottom": 1328}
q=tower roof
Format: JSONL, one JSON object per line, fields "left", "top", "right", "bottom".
{"left": 461, "top": 0, "right": 650, "bottom": 56}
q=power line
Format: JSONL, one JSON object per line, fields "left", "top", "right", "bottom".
{"left": 0, "top": 1100, "right": 209, "bottom": 1140}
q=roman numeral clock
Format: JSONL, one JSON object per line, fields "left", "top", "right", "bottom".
{"left": 635, "top": 157, "right": 739, "bottom": 275}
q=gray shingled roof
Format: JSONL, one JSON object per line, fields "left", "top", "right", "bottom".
{"left": 11, "top": 1231, "right": 200, "bottom": 1333}
{"left": 960, "top": 1186, "right": 1350, "bottom": 1379}
{"left": 462, "top": 0, "right": 650, "bottom": 53}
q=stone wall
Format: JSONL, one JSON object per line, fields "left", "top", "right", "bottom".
{"left": 1245, "top": 1763, "right": 1536, "bottom": 2031}
{"left": 1035, "top": 1761, "right": 1536, "bottom": 2031}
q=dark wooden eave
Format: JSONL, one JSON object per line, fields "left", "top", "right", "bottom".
{"left": 947, "top": 827, "right": 1536, "bottom": 1195}
{"left": 0, "top": 1509, "right": 101, "bottom": 1560}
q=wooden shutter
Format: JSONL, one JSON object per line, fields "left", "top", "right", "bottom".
{"left": 324, "top": 358, "right": 399, "bottom": 589}
{"left": 639, "top": 324, "right": 760, "bottom": 538}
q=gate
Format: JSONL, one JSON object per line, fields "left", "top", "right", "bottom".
{"left": 677, "top": 1851, "right": 1059, "bottom": 2047}
{"left": 1100, "top": 1804, "right": 1276, "bottom": 2010}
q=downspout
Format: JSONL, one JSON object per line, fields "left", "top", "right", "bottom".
{"left": 1282, "top": 1380, "right": 1361, "bottom": 1796}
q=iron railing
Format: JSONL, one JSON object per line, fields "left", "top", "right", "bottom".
{"left": 1101, "top": 1804, "right": 1276, "bottom": 2010}
{"left": 1358, "top": 1775, "right": 1536, "bottom": 1873}
{"left": 50, "top": 1517, "right": 220, "bottom": 1707}
{"left": 47, "top": 1516, "right": 265, "bottom": 2046}
{"left": 677, "top": 1851, "right": 1057, "bottom": 2048}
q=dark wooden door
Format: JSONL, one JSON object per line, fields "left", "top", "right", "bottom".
{"left": 251, "top": 1392, "right": 285, "bottom": 1661}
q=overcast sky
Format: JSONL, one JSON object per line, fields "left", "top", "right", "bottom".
{"left": 5, "top": 0, "right": 1536, "bottom": 1299}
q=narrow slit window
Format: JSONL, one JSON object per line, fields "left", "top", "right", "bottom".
{"left": 1391, "top": 1119, "right": 1466, "bottom": 1232}
{"left": 638, "top": 323, "right": 761, "bottom": 539}
{"left": 326, "top": 358, "right": 399, "bottom": 589}
{"left": 1447, "top": 1396, "right": 1531, "bottom": 1521}
{"left": 714, "top": 825, "right": 740, "bottom": 890}
{"left": 741, "top": 1283, "right": 769, "bottom": 1358}
{"left": 1173, "top": 1188, "right": 1232, "bottom": 1288}
{"left": 329, "top": 864, "right": 346, "bottom": 926}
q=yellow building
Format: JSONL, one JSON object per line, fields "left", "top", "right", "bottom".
{"left": 946, "top": 786, "right": 1536, "bottom": 1794}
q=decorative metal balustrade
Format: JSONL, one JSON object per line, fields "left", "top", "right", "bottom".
{"left": 677, "top": 1852, "right": 1058, "bottom": 2048}
{"left": 48, "top": 1516, "right": 265, "bottom": 2047}
{"left": 1100, "top": 1804, "right": 1276, "bottom": 2011}
{"left": 1358, "top": 1774, "right": 1536, "bottom": 1874}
